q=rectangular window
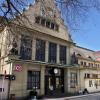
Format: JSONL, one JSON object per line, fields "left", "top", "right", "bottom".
{"left": 89, "top": 80, "right": 93, "bottom": 87}
{"left": 35, "top": 39, "right": 45, "bottom": 61}
{"left": 70, "top": 72, "right": 77, "bottom": 88}
{"left": 51, "top": 23, "right": 54, "bottom": 29}
{"left": 49, "top": 42, "right": 57, "bottom": 63}
{"left": 41, "top": 19, "right": 46, "bottom": 26}
{"left": 27, "top": 71, "right": 40, "bottom": 90}
{"left": 81, "top": 61, "right": 83, "bottom": 65}
{"left": 35, "top": 16, "right": 41, "bottom": 24}
{"left": 87, "top": 74, "right": 90, "bottom": 78}
{"left": 20, "top": 35, "right": 32, "bottom": 60}
{"left": 46, "top": 21, "right": 50, "bottom": 28}
{"left": 60, "top": 45, "right": 66, "bottom": 64}
{"left": 0, "top": 88, "right": 4, "bottom": 92}
{"left": 55, "top": 24, "right": 59, "bottom": 31}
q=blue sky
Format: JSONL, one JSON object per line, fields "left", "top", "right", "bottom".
{"left": 69, "top": 9, "right": 100, "bottom": 51}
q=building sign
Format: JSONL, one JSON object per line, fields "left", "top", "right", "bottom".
{"left": 14, "top": 65, "right": 22, "bottom": 72}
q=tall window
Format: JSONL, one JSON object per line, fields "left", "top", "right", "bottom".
{"left": 70, "top": 72, "right": 77, "bottom": 88}
{"left": 48, "top": 42, "right": 57, "bottom": 63}
{"left": 60, "top": 45, "right": 66, "bottom": 64}
{"left": 20, "top": 35, "right": 32, "bottom": 60}
{"left": 27, "top": 71, "right": 40, "bottom": 90}
{"left": 35, "top": 39, "right": 45, "bottom": 61}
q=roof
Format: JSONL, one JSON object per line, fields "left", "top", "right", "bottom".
{"left": 94, "top": 51, "right": 100, "bottom": 61}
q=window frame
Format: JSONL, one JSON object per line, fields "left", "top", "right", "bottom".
{"left": 27, "top": 70, "right": 40, "bottom": 90}
{"left": 48, "top": 42, "right": 57, "bottom": 63}
{"left": 35, "top": 39, "right": 45, "bottom": 61}
{"left": 20, "top": 35, "right": 32, "bottom": 60}
{"left": 59, "top": 45, "right": 66, "bottom": 64}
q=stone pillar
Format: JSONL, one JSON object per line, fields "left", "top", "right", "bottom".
{"left": 45, "top": 41, "right": 49, "bottom": 62}
{"left": 67, "top": 47, "right": 70, "bottom": 65}
{"left": 57, "top": 44, "right": 60, "bottom": 64}
{"left": 77, "top": 69, "right": 80, "bottom": 91}
{"left": 67, "top": 68, "right": 71, "bottom": 92}
{"left": 64, "top": 68, "right": 68, "bottom": 93}
{"left": 40, "top": 66, "right": 45, "bottom": 95}
{"left": 32, "top": 38, "right": 36, "bottom": 60}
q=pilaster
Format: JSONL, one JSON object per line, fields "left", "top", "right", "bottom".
{"left": 40, "top": 65, "right": 45, "bottom": 95}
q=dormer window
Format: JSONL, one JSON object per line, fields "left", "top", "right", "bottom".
{"left": 77, "top": 53, "right": 81, "bottom": 56}
{"left": 51, "top": 23, "right": 54, "bottom": 29}
{"left": 35, "top": 16, "right": 59, "bottom": 31}
{"left": 88, "top": 56, "right": 92, "bottom": 59}
{"left": 41, "top": 18, "right": 45, "bottom": 26}
{"left": 46, "top": 21, "right": 50, "bottom": 28}
{"left": 35, "top": 16, "right": 40, "bottom": 24}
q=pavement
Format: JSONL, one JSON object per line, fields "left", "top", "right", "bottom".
{"left": 43, "top": 92, "right": 100, "bottom": 100}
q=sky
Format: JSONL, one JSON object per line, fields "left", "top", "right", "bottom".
{"left": 69, "top": 9, "right": 100, "bottom": 51}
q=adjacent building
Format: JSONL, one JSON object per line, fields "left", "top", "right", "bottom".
{"left": 0, "top": 0, "right": 100, "bottom": 99}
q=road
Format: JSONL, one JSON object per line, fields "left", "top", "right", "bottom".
{"left": 67, "top": 93, "right": 100, "bottom": 100}
{"left": 44, "top": 93, "right": 100, "bottom": 100}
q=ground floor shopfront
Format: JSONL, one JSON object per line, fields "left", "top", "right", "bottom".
{"left": 3, "top": 60, "right": 69, "bottom": 99}
{"left": 2, "top": 60, "right": 100, "bottom": 99}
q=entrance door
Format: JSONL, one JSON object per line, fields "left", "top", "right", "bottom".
{"left": 45, "top": 68, "right": 64, "bottom": 95}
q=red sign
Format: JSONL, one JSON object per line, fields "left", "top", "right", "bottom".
{"left": 14, "top": 65, "right": 22, "bottom": 72}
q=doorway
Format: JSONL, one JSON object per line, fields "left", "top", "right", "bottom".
{"left": 45, "top": 67, "right": 64, "bottom": 95}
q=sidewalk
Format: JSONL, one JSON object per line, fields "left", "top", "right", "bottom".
{"left": 43, "top": 92, "right": 100, "bottom": 100}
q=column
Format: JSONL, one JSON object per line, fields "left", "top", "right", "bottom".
{"left": 67, "top": 68, "right": 71, "bottom": 92}
{"left": 40, "top": 66, "right": 45, "bottom": 95}
{"left": 64, "top": 68, "right": 68, "bottom": 92}
{"left": 77, "top": 69, "right": 80, "bottom": 91}
{"left": 32, "top": 38, "right": 36, "bottom": 60}
{"left": 45, "top": 41, "right": 49, "bottom": 62}
{"left": 57, "top": 44, "right": 60, "bottom": 64}
{"left": 67, "top": 47, "right": 70, "bottom": 65}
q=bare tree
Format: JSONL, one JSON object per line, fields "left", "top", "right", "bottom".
{"left": 0, "top": 0, "right": 100, "bottom": 29}
{"left": 56, "top": 0, "right": 100, "bottom": 29}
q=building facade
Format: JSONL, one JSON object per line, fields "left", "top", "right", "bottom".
{"left": 0, "top": 0, "right": 100, "bottom": 99}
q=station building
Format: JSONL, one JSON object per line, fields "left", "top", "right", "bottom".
{"left": 0, "top": 0, "right": 100, "bottom": 99}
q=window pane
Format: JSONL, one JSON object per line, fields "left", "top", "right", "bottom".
{"left": 46, "top": 21, "right": 50, "bottom": 28}
{"left": 60, "top": 45, "right": 66, "bottom": 64}
{"left": 49, "top": 42, "right": 57, "bottom": 63}
{"left": 35, "top": 39, "right": 45, "bottom": 61}
{"left": 41, "top": 19, "right": 46, "bottom": 26}
{"left": 70, "top": 73, "right": 77, "bottom": 88}
{"left": 35, "top": 16, "right": 40, "bottom": 24}
{"left": 27, "top": 71, "right": 40, "bottom": 90}
{"left": 20, "top": 35, "right": 32, "bottom": 60}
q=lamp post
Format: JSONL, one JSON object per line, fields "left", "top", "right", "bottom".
{"left": 7, "top": 60, "right": 12, "bottom": 100}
